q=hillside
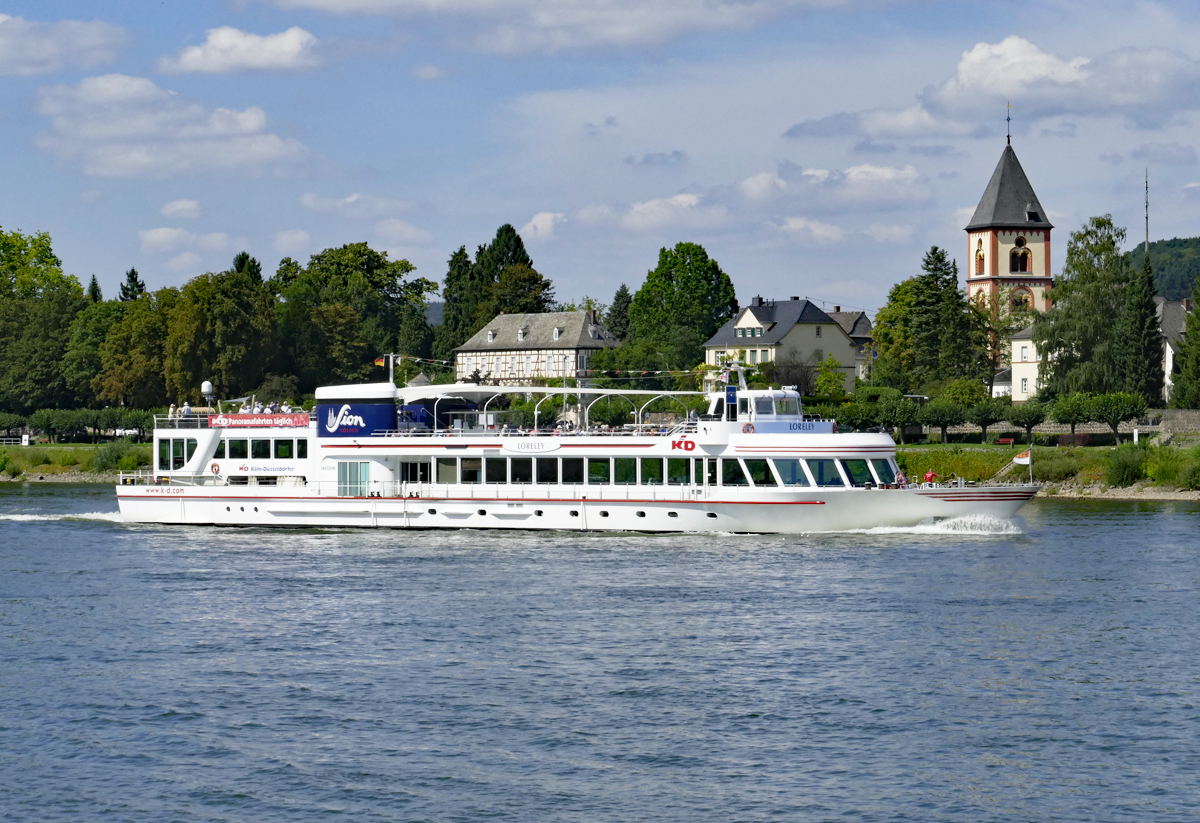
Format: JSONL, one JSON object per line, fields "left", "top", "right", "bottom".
{"left": 1127, "top": 237, "right": 1200, "bottom": 300}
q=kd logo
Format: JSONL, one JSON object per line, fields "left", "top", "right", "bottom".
{"left": 671, "top": 440, "right": 697, "bottom": 451}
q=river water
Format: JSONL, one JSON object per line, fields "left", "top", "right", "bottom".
{"left": 2, "top": 484, "right": 1198, "bottom": 822}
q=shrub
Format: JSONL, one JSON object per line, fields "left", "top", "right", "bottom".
{"left": 1105, "top": 444, "right": 1148, "bottom": 486}
{"left": 1007, "top": 401, "right": 1048, "bottom": 444}
{"left": 1145, "top": 446, "right": 1186, "bottom": 486}
{"left": 897, "top": 448, "right": 1014, "bottom": 483}
{"left": 94, "top": 439, "right": 136, "bottom": 473}
{"left": 25, "top": 449, "right": 50, "bottom": 467}
{"left": 55, "top": 449, "right": 83, "bottom": 467}
{"left": 1089, "top": 392, "right": 1147, "bottom": 441}
{"left": 1182, "top": 462, "right": 1200, "bottom": 491}
{"left": 0, "top": 450, "right": 7, "bottom": 474}
{"left": 116, "top": 453, "right": 142, "bottom": 471}
{"left": 1051, "top": 393, "right": 1092, "bottom": 435}
{"left": 1008, "top": 448, "right": 1103, "bottom": 483}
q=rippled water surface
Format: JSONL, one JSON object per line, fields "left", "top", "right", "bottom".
{"left": 3, "top": 484, "right": 1199, "bottom": 822}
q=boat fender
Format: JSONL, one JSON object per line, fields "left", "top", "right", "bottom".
{"left": 742, "top": 423, "right": 755, "bottom": 434}
{"left": 210, "top": 462, "right": 220, "bottom": 474}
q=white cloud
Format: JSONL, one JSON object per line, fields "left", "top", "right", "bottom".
{"left": 739, "top": 171, "right": 787, "bottom": 200}
{"left": 257, "top": 0, "right": 836, "bottom": 53}
{"left": 410, "top": 64, "right": 444, "bottom": 80}
{"left": 375, "top": 218, "right": 433, "bottom": 245}
{"left": 34, "top": 74, "right": 307, "bottom": 178}
{"left": 775, "top": 217, "right": 845, "bottom": 243}
{"left": 139, "top": 227, "right": 232, "bottom": 253}
{"left": 0, "top": 14, "right": 128, "bottom": 76}
{"left": 167, "top": 252, "right": 203, "bottom": 272}
{"left": 863, "top": 223, "right": 913, "bottom": 243}
{"left": 575, "top": 192, "right": 725, "bottom": 230}
{"left": 1131, "top": 142, "right": 1197, "bottom": 165}
{"left": 300, "top": 191, "right": 408, "bottom": 217}
{"left": 158, "top": 26, "right": 320, "bottom": 74}
{"left": 161, "top": 199, "right": 201, "bottom": 219}
{"left": 520, "top": 211, "right": 566, "bottom": 241}
{"left": 770, "top": 162, "right": 933, "bottom": 212}
{"left": 273, "top": 229, "right": 311, "bottom": 255}
{"left": 935, "top": 35, "right": 1090, "bottom": 103}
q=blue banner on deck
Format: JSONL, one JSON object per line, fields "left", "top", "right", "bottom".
{"left": 315, "top": 403, "right": 395, "bottom": 437}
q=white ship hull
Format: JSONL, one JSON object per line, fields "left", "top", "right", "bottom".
{"left": 116, "top": 483, "right": 1037, "bottom": 533}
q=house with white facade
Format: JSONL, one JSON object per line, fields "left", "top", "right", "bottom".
{"left": 455, "top": 310, "right": 618, "bottom": 385}
{"left": 1010, "top": 326, "right": 1040, "bottom": 401}
{"left": 703, "top": 296, "right": 857, "bottom": 392}
{"left": 828, "top": 308, "right": 874, "bottom": 379}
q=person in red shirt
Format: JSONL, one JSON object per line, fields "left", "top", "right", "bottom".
{"left": 924, "top": 469, "right": 937, "bottom": 484}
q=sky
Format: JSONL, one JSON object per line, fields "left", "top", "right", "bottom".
{"left": 3, "top": 0, "right": 1200, "bottom": 317}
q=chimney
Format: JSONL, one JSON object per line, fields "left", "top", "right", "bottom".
{"left": 834, "top": 305, "right": 841, "bottom": 312}
{"left": 790, "top": 295, "right": 800, "bottom": 301}
{"left": 1186, "top": 298, "right": 1193, "bottom": 312}
{"left": 750, "top": 295, "right": 763, "bottom": 307}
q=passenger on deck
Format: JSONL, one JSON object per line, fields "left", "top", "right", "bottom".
{"left": 181, "top": 401, "right": 191, "bottom": 417}
{"left": 168, "top": 403, "right": 177, "bottom": 421}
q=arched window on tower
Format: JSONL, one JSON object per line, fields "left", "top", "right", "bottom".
{"left": 1010, "top": 236, "right": 1031, "bottom": 273}
{"left": 975, "top": 239, "right": 985, "bottom": 275}
{"left": 1011, "top": 289, "right": 1032, "bottom": 311}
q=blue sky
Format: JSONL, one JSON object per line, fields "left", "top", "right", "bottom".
{"left": 3, "top": 0, "right": 1199, "bottom": 316}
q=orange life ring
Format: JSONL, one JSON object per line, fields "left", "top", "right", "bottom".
{"left": 210, "top": 462, "right": 220, "bottom": 474}
{"left": 742, "top": 423, "right": 755, "bottom": 434}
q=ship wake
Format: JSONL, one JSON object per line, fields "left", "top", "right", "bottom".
{"left": 836, "top": 513, "right": 1022, "bottom": 536}
{"left": 0, "top": 511, "right": 125, "bottom": 523}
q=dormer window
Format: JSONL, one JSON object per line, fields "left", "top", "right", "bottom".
{"left": 487, "top": 330, "right": 495, "bottom": 343}
{"left": 518, "top": 327, "right": 526, "bottom": 342}
{"left": 553, "top": 327, "right": 561, "bottom": 341}
{"left": 1027, "top": 210, "right": 1041, "bottom": 222}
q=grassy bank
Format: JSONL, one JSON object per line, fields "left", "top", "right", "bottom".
{"left": 0, "top": 441, "right": 151, "bottom": 481}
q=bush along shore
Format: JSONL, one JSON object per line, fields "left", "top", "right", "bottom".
{"left": 898, "top": 442, "right": 1200, "bottom": 500}
{"left": 0, "top": 440, "right": 150, "bottom": 483}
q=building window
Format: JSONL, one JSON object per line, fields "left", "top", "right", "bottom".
{"left": 761, "top": 349, "right": 769, "bottom": 362}
{"left": 525, "top": 355, "right": 532, "bottom": 374}
{"left": 749, "top": 350, "right": 757, "bottom": 364}
{"left": 814, "top": 349, "right": 823, "bottom": 361}
{"left": 1021, "top": 346, "right": 1028, "bottom": 361}
{"left": 508, "top": 355, "right": 516, "bottom": 372}
{"left": 1021, "top": 377, "right": 1029, "bottom": 393}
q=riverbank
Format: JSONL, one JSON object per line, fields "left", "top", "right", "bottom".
{"left": 1036, "top": 481, "right": 1200, "bottom": 501}
{"left": 1, "top": 471, "right": 119, "bottom": 484}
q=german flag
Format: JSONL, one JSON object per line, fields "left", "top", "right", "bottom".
{"left": 374, "top": 356, "right": 386, "bottom": 367}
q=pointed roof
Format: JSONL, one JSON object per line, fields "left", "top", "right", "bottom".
{"left": 965, "top": 144, "right": 1053, "bottom": 231}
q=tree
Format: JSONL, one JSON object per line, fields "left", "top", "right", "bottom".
{"left": 119, "top": 267, "right": 146, "bottom": 301}
{"left": 878, "top": 395, "right": 920, "bottom": 444}
{"left": 61, "top": 299, "right": 126, "bottom": 406}
{"left": 814, "top": 353, "right": 847, "bottom": 397}
{"left": 231, "top": 251, "right": 263, "bottom": 282}
{"left": 473, "top": 263, "right": 555, "bottom": 325}
{"left": 1117, "top": 255, "right": 1164, "bottom": 405}
{"left": 1050, "top": 392, "right": 1091, "bottom": 435}
{"left": 939, "top": 376, "right": 988, "bottom": 407}
{"left": 968, "top": 396, "right": 1008, "bottom": 442}
{"left": 396, "top": 300, "right": 434, "bottom": 361}
{"left": 607, "top": 283, "right": 632, "bottom": 340}
{"left": 971, "top": 285, "right": 1034, "bottom": 394}
{"left": 1007, "top": 401, "right": 1047, "bottom": 445}
{"left": 86, "top": 275, "right": 102, "bottom": 303}
{"left": 94, "top": 289, "right": 177, "bottom": 408}
{"left": 1170, "top": 276, "right": 1200, "bottom": 408}
{"left": 1032, "top": 216, "right": 1131, "bottom": 396}
{"left": 761, "top": 348, "right": 817, "bottom": 394}
{"left": 833, "top": 401, "right": 877, "bottom": 432}
{"left": 626, "top": 242, "right": 738, "bottom": 370}
{"left": 919, "top": 398, "right": 966, "bottom": 443}
{"left": 1088, "top": 392, "right": 1147, "bottom": 441}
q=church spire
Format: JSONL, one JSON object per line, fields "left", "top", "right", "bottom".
{"left": 965, "top": 143, "right": 1052, "bottom": 230}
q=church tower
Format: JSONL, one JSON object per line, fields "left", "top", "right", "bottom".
{"left": 964, "top": 142, "right": 1053, "bottom": 312}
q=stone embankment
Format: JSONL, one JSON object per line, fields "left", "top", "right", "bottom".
{"left": 2, "top": 471, "right": 119, "bottom": 484}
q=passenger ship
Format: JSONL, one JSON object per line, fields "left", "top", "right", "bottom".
{"left": 116, "top": 378, "right": 1038, "bottom": 533}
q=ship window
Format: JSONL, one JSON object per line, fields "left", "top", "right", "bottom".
{"left": 251, "top": 439, "right": 269, "bottom": 459}
{"left": 460, "top": 458, "right": 482, "bottom": 484}
{"left": 158, "top": 440, "right": 170, "bottom": 471}
{"left": 297, "top": 439, "right": 308, "bottom": 459}
{"left": 214, "top": 441, "right": 226, "bottom": 459}
{"left": 274, "top": 439, "right": 293, "bottom": 459}
{"left": 436, "top": 458, "right": 457, "bottom": 484}
{"left": 172, "top": 439, "right": 185, "bottom": 470}
{"left": 614, "top": 458, "right": 637, "bottom": 485}
{"left": 640, "top": 458, "right": 663, "bottom": 486}
{"left": 840, "top": 459, "right": 873, "bottom": 487}
{"left": 186, "top": 439, "right": 197, "bottom": 462}
{"left": 588, "top": 458, "right": 610, "bottom": 484}
{"left": 738, "top": 398, "right": 749, "bottom": 416}
{"left": 871, "top": 459, "right": 896, "bottom": 485}
{"left": 774, "top": 398, "right": 800, "bottom": 416}
{"left": 228, "top": 439, "right": 248, "bottom": 460}
{"left": 561, "top": 458, "right": 584, "bottom": 484}
{"left": 400, "top": 461, "right": 430, "bottom": 482}
{"left": 337, "top": 461, "right": 369, "bottom": 496}
{"left": 743, "top": 459, "right": 777, "bottom": 487}
{"left": 806, "top": 459, "right": 844, "bottom": 487}
{"left": 772, "top": 459, "right": 810, "bottom": 487}
{"left": 485, "top": 457, "right": 507, "bottom": 484}
{"left": 511, "top": 458, "right": 533, "bottom": 484}
{"left": 537, "top": 457, "right": 558, "bottom": 484}
{"left": 755, "top": 397, "right": 774, "bottom": 415}
{"left": 721, "top": 459, "right": 748, "bottom": 486}
{"left": 667, "top": 458, "right": 690, "bottom": 485}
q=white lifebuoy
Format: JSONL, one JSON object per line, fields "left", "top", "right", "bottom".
{"left": 742, "top": 423, "right": 755, "bottom": 434}
{"left": 210, "top": 462, "right": 220, "bottom": 474}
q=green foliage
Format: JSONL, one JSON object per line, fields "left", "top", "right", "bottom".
{"left": 1050, "top": 392, "right": 1092, "bottom": 434}
{"left": 1170, "top": 274, "right": 1200, "bottom": 408}
{"left": 626, "top": 242, "right": 737, "bottom": 371}
{"left": 95, "top": 289, "right": 175, "bottom": 408}
{"left": 1145, "top": 445, "right": 1187, "bottom": 486}
{"left": 1005, "top": 448, "right": 1102, "bottom": 483}
{"left": 472, "top": 263, "right": 555, "bottom": 326}
{"left": 855, "top": 386, "right": 902, "bottom": 404}
{"left": 1119, "top": 256, "right": 1165, "bottom": 404}
{"left": 967, "top": 396, "right": 1009, "bottom": 440}
{"left": 0, "top": 412, "right": 24, "bottom": 433}
{"left": 0, "top": 450, "right": 7, "bottom": 473}
{"left": 1033, "top": 215, "right": 1132, "bottom": 396}
{"left": 832, "top": 401, "right": 877, "bottom": 432}
{"left": 94, "top": 438, "right": 144, "bottom": 473}
{"left": 919, "top": 398, "right": 966, "bottom": 442}
{"left": 1182, "top": 461, "right": 1200, "bottom": 491}
{"left": 25, "top": 448, "right": 50, "bottom": 466}
{"left": 86, "top": 275, "right": 102, "bottom": 303}
{"left": 1105, "top": 444, "right": 1148, "bottom": 486}
{"left": 937, "top": 377, "right": 988, "bottom": 407}
{"left": 61, "top": 299, "right": 126, "bottom": 407}
{"left": 253, "top": 373, "right": 300, "bottom": 402}
{"left": 1006, "top": 401, "right": 1047, "bottom": 443}
{"left": 1088, "top": 391, "right": 1147, "bottom": 438}
{"left": 119, "top": 267, "right": 145, "bottom": 301}
{"left": 606, "top": 283, "right": 632, "bottom": 340}
{"left": 1126, "top": 235, "right": 1200, "bottom": 300}
{"left": 814, "top": 353, "right": 846, "bottom": 397}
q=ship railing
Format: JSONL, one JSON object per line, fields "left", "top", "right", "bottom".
{"left": 376, "top": 424, "right": 687, "bottom": 438}
{"left": 155, "top": 410, "right": 317, "bottom": 430}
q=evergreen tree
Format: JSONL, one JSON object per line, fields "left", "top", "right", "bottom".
{"left": 432, "top": 246, "right": 479, "bottom": 362}
{"left": 1032, "top": 215, "right": 1130, "bottom": 396}
{"left": 396, "top": 300, "right": 434, "bottom": 361}
{"left": 1169, "top": 276, "right": 1200, "bottom": 408}
{"left": 87, "top": 275, "right": 102, "bottom": 303}
{"left": 231, "top": 251, "right": 263, "bottom": 282}
{"left": 473, "top": 264, "right": 555, "bottom": 325}
{"left": 1118, "top": 255, "right": 1164, "bottom": 405}
{"left": 118, "top": 267, "right": 146, "bottom": 301}
{"left": 607, "top": 283, "right": 631, "bottom": 340}
{"left": 474, "top": 224, "right": 532, "bottom": 285}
